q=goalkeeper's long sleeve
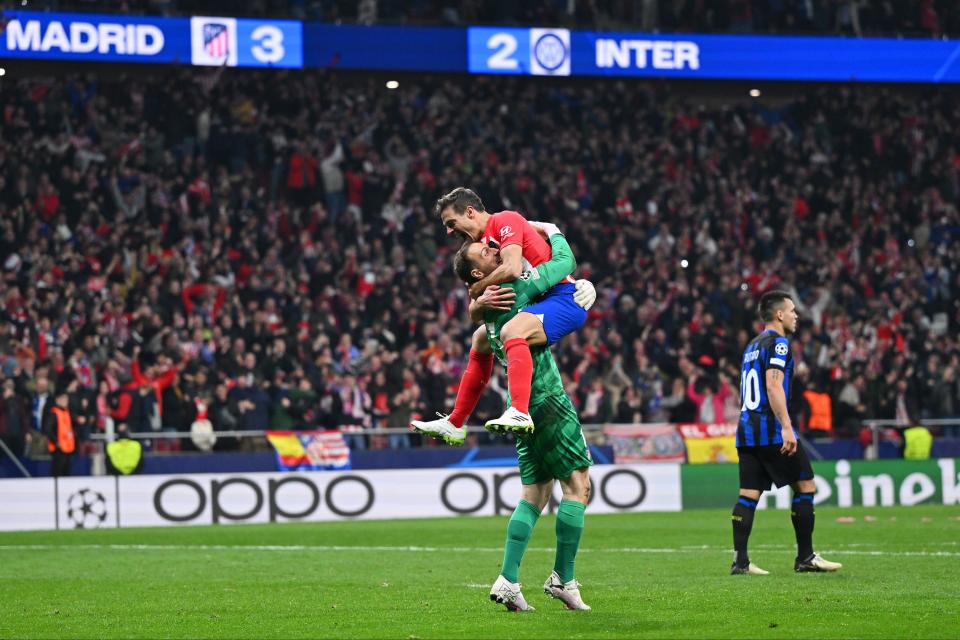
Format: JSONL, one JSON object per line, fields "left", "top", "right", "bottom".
{"left": 514, "top": 234, "right": 577, "bottom": 301}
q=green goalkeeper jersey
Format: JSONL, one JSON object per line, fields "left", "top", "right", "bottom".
{"left": 483, "top": 234, "right": 575, "bottom": 405}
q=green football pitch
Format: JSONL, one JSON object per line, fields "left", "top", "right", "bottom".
{"left": 1, "top": 505, "right": 957, "bottom": 639}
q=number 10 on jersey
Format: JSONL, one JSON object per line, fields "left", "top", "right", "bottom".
{"left": 741, "top": 368, "right": 761, "bottom": 411}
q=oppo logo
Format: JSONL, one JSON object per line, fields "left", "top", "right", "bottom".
{"left": 152, "top": 476, "right": 374, "bottom": 524}
{"left": 439, "top": 469, "right": 647, "bottom": 515}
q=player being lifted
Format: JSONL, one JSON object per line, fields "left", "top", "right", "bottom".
{"left": 412, "top": 187, "right": 595, "bottom": 443}
{"left": 731, "top": 290, "right": 842, "bottom": 575}
{"left": 455, "top": 224, "right": 592, "bottom": 612}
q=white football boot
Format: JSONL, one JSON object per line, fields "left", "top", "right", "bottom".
{"left": 484, "top": 406, "right": 534, "bottom": 435}
{"left": 489, "top": 575, "right": 535, "bottom": 612}
{"left": 795, "top": 553, "right": 842, "bottom": 572}
{"left": 410, "top": 413, "right": 466, "bottom": 445}
{"left": 543, "top": 571, "right": 591, "bottom": 610}
{"left": 730, "top": 561, "right": 770, "bottom": 575}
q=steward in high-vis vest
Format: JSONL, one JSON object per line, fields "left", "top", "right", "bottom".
{"left": 106, "top": 424, "right": 143, "bottom": 475}
{"left": 903, "top": 426, "right": 933, "bottom": 460}
{"left": 43, "top": 391, "right": 76, "bottom": 477}
{"left": 802, "top": 390, "right": 833, "bottom": 435}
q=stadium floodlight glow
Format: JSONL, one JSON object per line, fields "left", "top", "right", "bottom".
{"left": 385, "top": 80, "right": 399, "bottom": 90}
{"left": 749, "top": 88, "right": 761, "bottom": 97}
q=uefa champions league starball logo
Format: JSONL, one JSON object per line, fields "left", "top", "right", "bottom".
{"left": 66, "top": 488, "right": 108, "bottom": 529}
{"left": 533, "top": 33, "right": 567, "bottom": 72}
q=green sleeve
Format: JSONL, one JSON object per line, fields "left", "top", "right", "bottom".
{"left": 511, "top": 234, "right": 577, "bottom": 300}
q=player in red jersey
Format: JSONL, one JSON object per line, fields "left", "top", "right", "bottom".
{"left": 411, "top": 187, "right": 595, "bottom": 443}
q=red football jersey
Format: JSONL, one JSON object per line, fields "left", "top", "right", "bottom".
{"left": 481, "top": 210, "right": 552, "bottom": 270}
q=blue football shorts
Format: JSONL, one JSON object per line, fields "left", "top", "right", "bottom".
{"left": 521, "top": 282, "right": 587, "bottom": 346}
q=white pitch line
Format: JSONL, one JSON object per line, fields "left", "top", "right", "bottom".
{"left": 600, "top": 546, "right": 960, "bottom": 558}
{"left": 0, "top": 543, "right": 959, "bottom": 558}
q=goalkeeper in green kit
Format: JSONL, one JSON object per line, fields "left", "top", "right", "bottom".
{"left": 452, "top": 223, "right": 593, "bottom": 612}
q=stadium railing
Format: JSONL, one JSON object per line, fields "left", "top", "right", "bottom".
{"left": 71, "top": 419, "right": 960, "bottom": 447}
{"left": 84, "top": 425, "right": 609, "bottom": 439}
{"left": 861, "top": 418, "right": 960, "bottom": 454}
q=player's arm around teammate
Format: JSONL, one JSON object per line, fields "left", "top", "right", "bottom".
{"left": 434, "top": 189, "right": 596, "bottom": 432}
{"left": 481, "top": 226, "right": 594, "bottom": 433}
{"left": 450, "top": 235, "right": 593, "bottom": 612}
{"left": 468, "top": 243, "right": 524, "bottom": 299}
{"left": 412, "top": 226, "right": 595, "bottom": 443}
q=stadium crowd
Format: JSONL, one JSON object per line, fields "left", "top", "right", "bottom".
{"left": 11, "top": 0, "right": 960, "bottom": 38}
{"left": 0, "top": 67, "right": 958, "bottom": 457}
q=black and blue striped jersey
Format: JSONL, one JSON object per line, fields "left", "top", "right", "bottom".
{"left": 737, "top": 329, "right": 794, "bottom": 447}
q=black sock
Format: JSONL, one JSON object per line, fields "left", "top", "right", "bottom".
{"left": 732, "top": 496, "right": 758, "bottom": 565}
{"left": 791, "top": 492, "right": 815, "bottom": 560}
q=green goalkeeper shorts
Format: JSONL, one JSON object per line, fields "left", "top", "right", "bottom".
{"left": 516, "top": 393, "right": 593, "bottom": 485}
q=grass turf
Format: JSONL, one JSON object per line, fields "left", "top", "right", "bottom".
{"left": 1, "top": 505, "right": 957, "bottom": 639}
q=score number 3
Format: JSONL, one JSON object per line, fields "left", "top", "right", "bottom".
{"left": 251, "top": 25, "right": 285, "bottom": 64}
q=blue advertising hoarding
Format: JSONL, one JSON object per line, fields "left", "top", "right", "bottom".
{"left": 2, "top": 10, "right": 959, "bottom": 83}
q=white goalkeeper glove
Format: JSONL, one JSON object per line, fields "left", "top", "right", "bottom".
{"left": 573, "top": 279, "right": 597, "bottom": 311}
{"left": 528, "top": 220, "right": 562, "bottom": 237}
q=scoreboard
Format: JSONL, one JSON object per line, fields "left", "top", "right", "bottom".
{"left": 2, "top": 10, "right": 959, "bottom": 83}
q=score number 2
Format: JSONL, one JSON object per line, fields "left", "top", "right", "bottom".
{"left": 486, "top": 33, "right": 519, "bottom": 70}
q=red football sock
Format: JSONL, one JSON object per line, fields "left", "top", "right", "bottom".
{"left": 448, "top": 349, "right": 494, "bottom": 428}
{"left": 504, "top": 338, "right": 533, "bottom": 414}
